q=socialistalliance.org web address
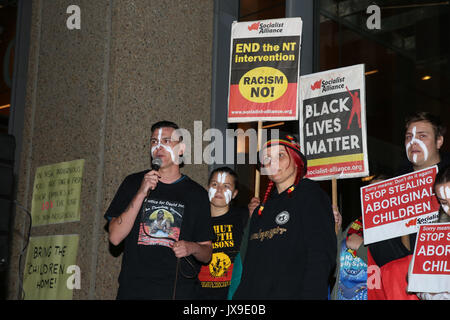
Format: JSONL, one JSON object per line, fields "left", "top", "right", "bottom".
{"left": 308, "top": 164, "right": 363, "bottom": 176}
{"left": 231, "top": 109, "right": 292, "bottom": 114}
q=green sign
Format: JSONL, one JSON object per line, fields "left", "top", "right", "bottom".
{"left": 31, "top": 159, "right": 84, "bottom": 226}
{"left": 23, "top": 234, "right": 79, "bottom": 300}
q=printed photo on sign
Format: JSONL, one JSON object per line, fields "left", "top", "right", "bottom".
{"left": 299, "top": 64, "right": 369, "bottom": 180}
{"left": 138, "top": 199, "right": 184, "bottom": 248}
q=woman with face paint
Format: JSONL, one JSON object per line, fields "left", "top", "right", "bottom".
{"left": 233, "top": 133, "right": 337, "bottom": 299}
{"left": 410, "top": 166, "right": 450, "bottom": 300}
{"left": 197, "top": 167, "right": 249, "bottom": 299}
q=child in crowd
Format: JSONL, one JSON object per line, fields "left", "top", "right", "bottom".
{"left": 197, "top": 167, "right": 248, "bottom": 299}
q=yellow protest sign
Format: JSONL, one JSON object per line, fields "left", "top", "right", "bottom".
{"left": 31, "top": 159, "right": 84, "bottom": 226}
{"left": 23, "top": 234, "right": 79, "bottom": 300}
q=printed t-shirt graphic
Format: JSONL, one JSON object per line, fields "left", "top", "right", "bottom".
{"left": 337, "top": 241, "right": 367, "bottom": 300}
{"left": 199, "top": 224, "right": 235, "bottom": 288}
{"left": 198, "top": 207, "right": 248, "bottom": 297}
{"left": 138, "top": 198, "right": 184, "bottom": 247}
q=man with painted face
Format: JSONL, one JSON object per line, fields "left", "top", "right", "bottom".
{"left": 105, "top": 120, "right": 214, "bottom": 300}
{"left": 368, "top": 112, "right": 449, "bottom": 299}
{"left": 403, "top": 112, "right": 446, "bottom": 173}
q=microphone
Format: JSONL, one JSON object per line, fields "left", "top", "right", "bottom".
{"left": 147, "top": 158, "right": 162, "bottom": 197}
{"left": 152, "top": 157, "right": 162, "bottom": 171}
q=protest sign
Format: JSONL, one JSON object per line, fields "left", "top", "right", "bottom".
{"left": 31, "top": 159, "right": 84, "bottom": 226}
{"left": 227, "top": 18, "right": 302, "bottom": 123}
{"left": 408, "top": 223, "right": 450, "bottom": 293}
{"left": 23, "top": 234, "right": 79, "bottom": 300}
{"left": 299, "top": 64, "right": 369, "bottom": 180}
{"left": 361, "top": 166, "right": 440, "bottom": 245}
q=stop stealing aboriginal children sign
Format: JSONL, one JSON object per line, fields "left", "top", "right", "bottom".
{"left": 361, "top": 166, "right": 440, "bottom": 245}
{"left": 407, "top": 223, "right": 450, "bottom": 294}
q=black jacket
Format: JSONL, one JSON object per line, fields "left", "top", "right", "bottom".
{"left": 233, "top": 178, "right": 336, "bottom": 299}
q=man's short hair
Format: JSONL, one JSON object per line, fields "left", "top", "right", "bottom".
{"left": 405, "top": 111, "right": 447, "bottom": 140}
{"left": 151, "top": 120, "right": 179, "bottom": 133}
{"left": 151, "top": 120, "right": 183, "bottom": 141}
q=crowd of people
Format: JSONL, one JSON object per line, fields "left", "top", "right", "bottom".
{"left": 104, "top": 111, "right": 449, "bottom": 300}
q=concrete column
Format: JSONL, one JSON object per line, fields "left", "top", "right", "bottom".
{"left": 9, "top": 0, "right": 213, "bottom": 299}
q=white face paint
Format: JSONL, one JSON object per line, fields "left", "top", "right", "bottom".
{"left": 208, "top": 187, "right": 217, "bottom": 202}
{"left": 218, "top": 172, "right": 233, "bottom": 204}
{"left": 151, "top": 128, "right": 176, "bottom": 162}
{"left": 224, "top": 189, "right": 232, "bottom": 204}
{"left": 438, "top": 185, "right": 450, "bottom": 213}
{"left": 405, "top": 126, "right": 429, "bottom": 164}
{"left": 209, "top": 172, "right": 234, "bottom": 204}
{"left": 217, "top": 172, "right": 227, "bottom": 184}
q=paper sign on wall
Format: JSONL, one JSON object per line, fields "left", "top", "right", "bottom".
{"left": 23, "top": 234, "right": 79, "bottom": 300}
{"left": 31, "top": 159, "right": 84, "bottom": 226}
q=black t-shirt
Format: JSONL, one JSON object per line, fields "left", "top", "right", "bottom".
{"left": 197, "top": 206, "right": 248, "bottom": 299}
{"left": 104, "top": 170, "right": 214, "bottom": 299}
{"left": 233, "top": 178, "right": 337, "bottom": 300}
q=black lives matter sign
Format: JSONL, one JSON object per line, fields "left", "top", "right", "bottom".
{"left": 299, "top": 64, "right": 369, "bottom": 181}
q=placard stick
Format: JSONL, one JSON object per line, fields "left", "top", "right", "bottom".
{"left": 262, "top": 122, "right": 284, "bottom": 129}
{"left": 332, "top": 178, "right": 339, "bottom": 234}
{"left": 254, "top": 121, "right": 263, "bottom": 198}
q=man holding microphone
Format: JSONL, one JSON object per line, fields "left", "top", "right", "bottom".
{"left": 105, "top": 120, "right": 213, "bottom": 300}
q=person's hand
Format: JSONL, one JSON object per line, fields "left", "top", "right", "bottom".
{"left": 172, "top": 240, "right": 192, "bottom": 258}
{"left": 139, "top": 170, "right": 161, "bottom": 196}
{"left": 248, "top": 197, "right": 260, "bottom": 217}
{"left": 332, "top": 205, "right": 342, "bottom": 231}
{"left": 346, "top": 233, "right": 363, "bottom": 251}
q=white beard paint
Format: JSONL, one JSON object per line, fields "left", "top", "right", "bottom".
{"left": 439, "top": 185, "right": 450, "bottom": 213}
{"left": 151, "top": 128, "right": 176, "bottom": 162}
{"left": 405, "top": 126, "right": 429, "bottom": 164}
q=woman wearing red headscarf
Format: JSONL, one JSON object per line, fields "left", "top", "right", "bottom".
{"left": 233, "top": 133, "right": 337, "bottom": 299}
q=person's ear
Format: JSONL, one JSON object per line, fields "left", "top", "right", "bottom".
{"left": 173, "top": 142, "right": 186, "bottom": 165}
{"left": 437, "top": 135, "right": 444, "bottom": 150}
{"left": 178, "top": 142, "right": 186, "bottom": 155}
{"left": 232, "top": 189, "right": 238, "bottom": 199}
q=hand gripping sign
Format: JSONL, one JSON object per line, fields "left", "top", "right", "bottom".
{"left": 408, "top": 223, "right": 450, "bottom": 294}
{"left": 361, "top": 166, "right": 440, "bottom": 245}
